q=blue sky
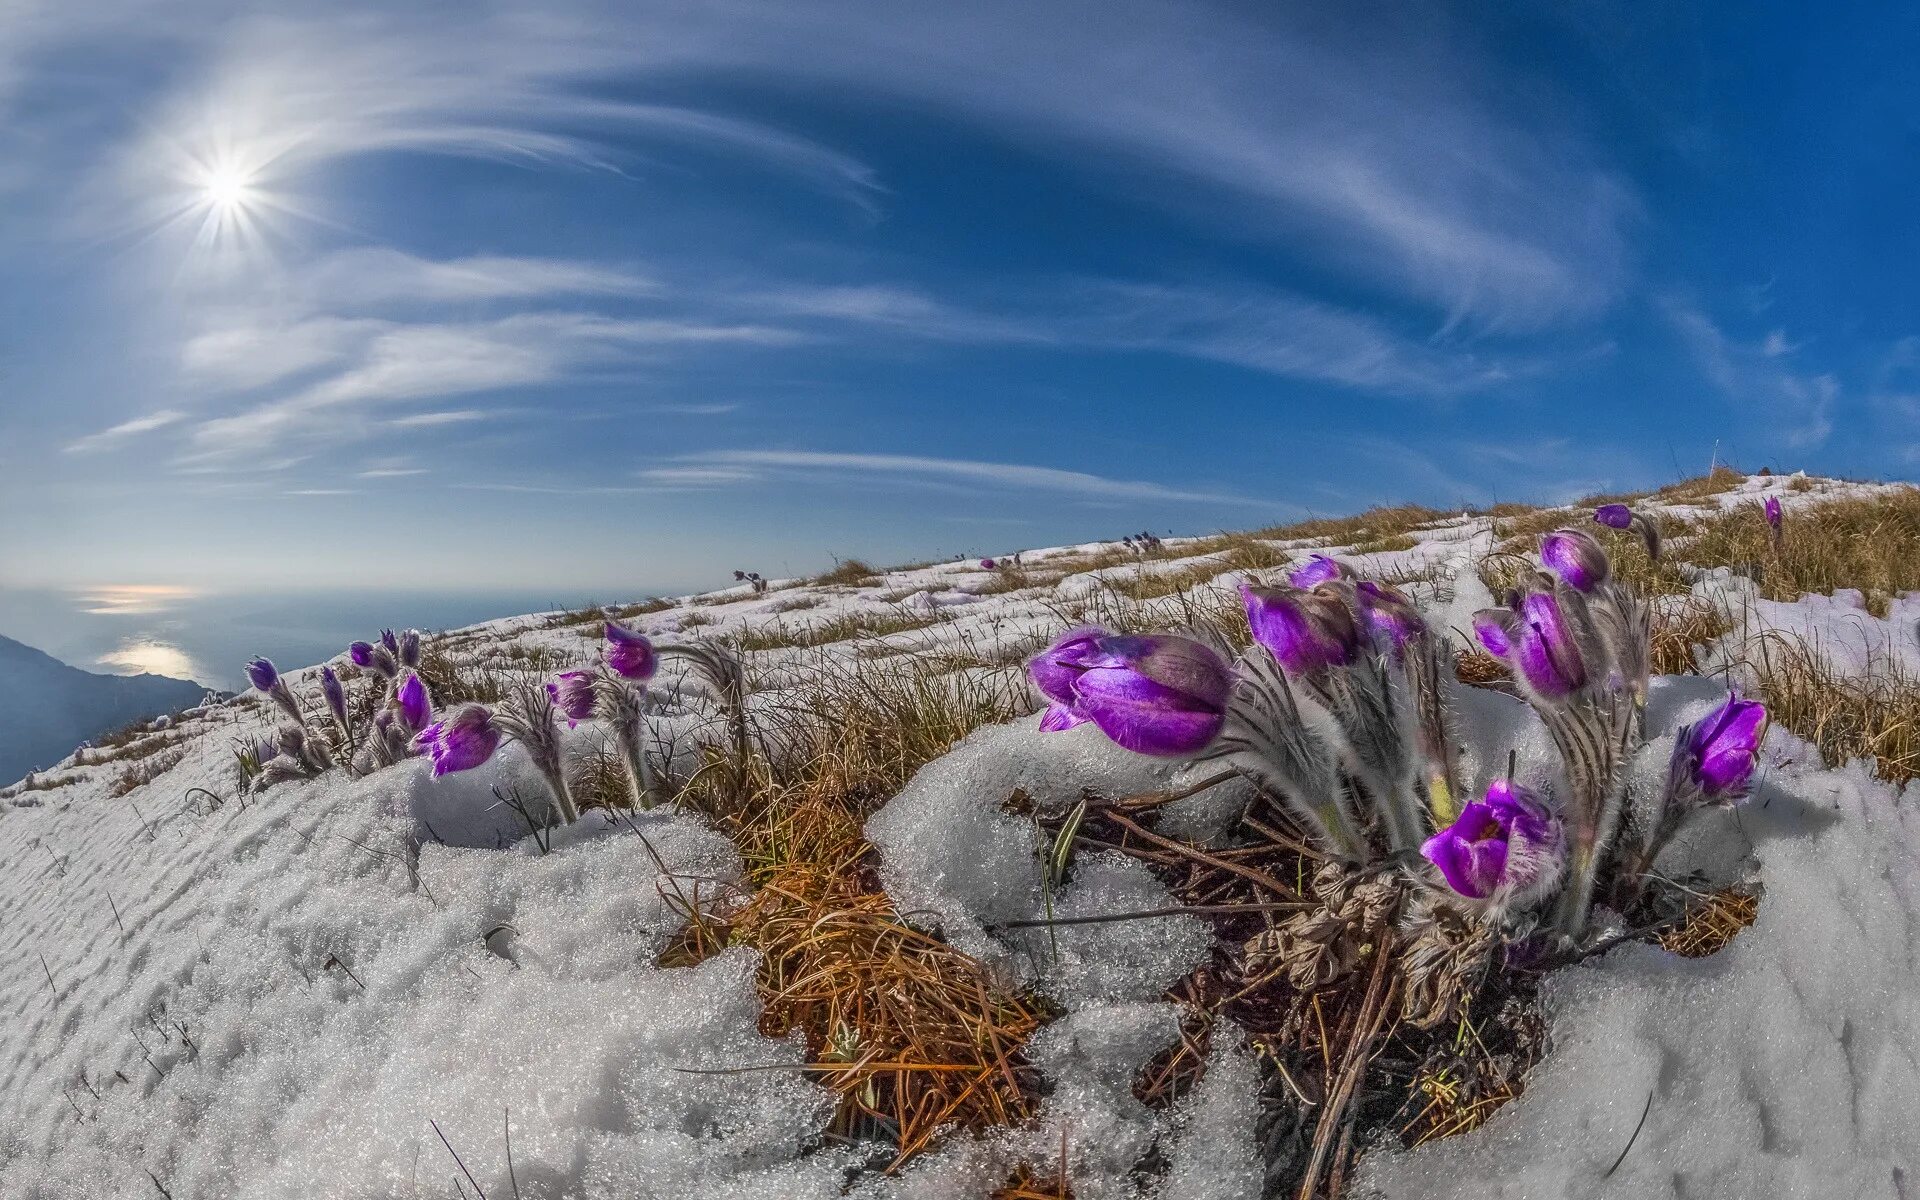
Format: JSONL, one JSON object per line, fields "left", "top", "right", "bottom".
{"left": 3, "top": 0, "right": 1916, "bottom": 598}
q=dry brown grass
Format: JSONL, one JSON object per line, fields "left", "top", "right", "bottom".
{"left": 1350, "top": 531, "right": 1419, "bottom": 555}
{"left": 1678, "top": 486, "right": 1920, "bottom": 614}
{"left": 733, "top": 608, "right": 948, "bottom": 653}
{"left": 1657, "top": 889, "right": 1760, "bottom": 958}
{"left": 2, "top": 772, "right": 85, "bottom": 797}
{"left": 993, "top": 1160, "right": 1073, "bottom": 1200}
{"left": 814, "top": 558, "right": 882, "bottom": 587}
{"left": 416, "top": 641, "right": 560, "bottom": 705}
{"left": 663, "top": 657, "right": 1038, "bottom": 1168}
{"left": 1102, "top": 560, "right": 1232, "bottom": 601}
{"left": 1651, "top": 597, "right": 1734, "bottom": 676}
{"left": 1654, "top": 464, "right": 1746, "bottom": 502}
{"left": 1249, "top": 503, "right": 1451, "bottom": 548}
{"left": 1731, "top": 631, "right": 1920, "bottom": 785}
{"left": 107, "top": 746, "right": 189, "bottom": 798}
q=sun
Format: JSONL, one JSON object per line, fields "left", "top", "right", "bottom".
{"left": 200, "top": 164, "right": 258, "bottom": 213}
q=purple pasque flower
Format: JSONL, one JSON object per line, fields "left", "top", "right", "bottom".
{"left": 1288, "top": 554, "right": 1347, "bottom": 589}
{"left": 395, "top": 672, "right": 432, "bottom": 735}
{"left": 1763, "top": 495, "right": 1783, "bottom": 529}
{"left": 1593, "top": 503, "right": 1633, "bottom": 530}
{"left": 1540, "top": 528, "right": 1611, "bottom": 593}
{"left": 603, "top": 620, "right": 657, "bottom": 681}
{"left": 1421, "top": 778, "right": 1563, "bottom": 901}
{"left": 1679, "top": 693, "right": 1768, "bottom": 800}
{"left": 320, "top": 666, "right": 349, "bottom": 726}
{"left": 1028, "top": 628, "right": 1231, "bottom": 757}
{"left": 980, "top": 558, "right": 998, "bottom": 570}
{"left": 1593, "top": 502, "right": 1661, "bottom": 560}
{"left": 1241, "top": 583, "right": 1363, "bottom": 674}
{"left": 1355, "top": 580, "right": 1426, "bottom": 651}
{"left": 349, "top": 641, "right": 376, "bottom": 668}
{"left": 245, "top": 657, "right": 279, "bottom": 692}
{"left": 380, "top": 628, "right": 400, "bottom": 657}
{"left": 413, "top": 703, "right": 501, "bottom": 776}
{"left": 1513, "top": 590, "right": 1587, "bottom": 698}
{"left": 399, "top": 629, "right": 422, "bottom": 669}
{"left": 1473, "top": 591, "right": 1587, "bottom": 698}
{"left": 546, "top": 669, "right": 597, "bottom": 726}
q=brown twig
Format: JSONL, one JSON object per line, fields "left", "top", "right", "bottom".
{"left": 1297, "top": 946, "right": 1395, "bottom": 1200}
{"left": 1099, "top": 808, "right": 1300, "bottom": 899}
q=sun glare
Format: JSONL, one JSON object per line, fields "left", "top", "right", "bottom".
{"left": 201, "top": 164, "right": 257, "bottom": 212}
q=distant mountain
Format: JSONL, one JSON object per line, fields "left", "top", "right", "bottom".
{"left": 0, "top": 634, "right": 207, "bottom": 785}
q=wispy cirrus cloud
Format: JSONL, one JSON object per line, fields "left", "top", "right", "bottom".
{"left": 1662, "top": 298, "right": 1836, "bottom": 447}
{"left": 655, "top": 449, "right": 1257, "bottom": 505}
{"left": 64, "top": 408, "right": 187, "bottom": 453}
{"left": 180, "top": 313, "right": 799, "bottom": 463}
{"left": 299, "top": 249, "right": 658, "bottom": 307}
{"left": 750, "top": 278, "right": 1522, "bottom": 397}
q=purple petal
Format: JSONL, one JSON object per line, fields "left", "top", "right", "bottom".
{"left": 1072, "top": 667, "right": 1225, "bottom": 757}
{"left": 1243, "top": 585, "right": 1357, "bottom": 673}
{"left": 1287, "top": 554, "right": 1345, "bottom": 589}
{"left": 1086, "top": 634, "right": 1233, "bottom": 712}
{"left": 245, "top": 657, "right": 278, "bottom": 692}
{"left": 1421, "top": 826, "right": 1504, "bottom": 900}
{"left": 1540, "top": 529, "right": 1609, "bottom": 593}
{"left": 604, "top": 621, "right": 658, "bottom": 680}
{"left": 1356, "top": 580, "right": 1425, "bottom": 649}
{"left": 1593, "top": 503, "right": 1633, "bottom": 530}
{"left": 1473, "top": 609, "right": 1518, "bottom": 659}
{"left": 1038, "top": 701, "right": 1089, "bottom": 733}
{"left": 1516, "top": 591, "right": 1585, "bottom": 696}
{"left": 1029, "top": 627, "right": 1109, "bottom": 705}
{"left": 396, "top": 672, "right": 432, "bottom": 734}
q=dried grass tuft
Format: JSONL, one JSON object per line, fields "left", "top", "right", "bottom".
{"left": 1730, "top": 630, "right": 1920, "bottom": 785}
{"left": 1657, "top": 888, "right": 1760, "bottom": 958}
{"left": 663, "top": 656, "right": 1039, "bottom": 1168}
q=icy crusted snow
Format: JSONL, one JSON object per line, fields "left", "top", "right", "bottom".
{"left": 3, "top": 471, "right": 1919, "bottom": 1198}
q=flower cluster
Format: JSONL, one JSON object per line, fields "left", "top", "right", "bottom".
{"left": 1029, "top": 504, "right": 1768, "bottom": 945}
{"left": 733, "top": 570, "right": 770, "bottom": 594}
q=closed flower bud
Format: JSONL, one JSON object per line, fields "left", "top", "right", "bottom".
{"left": 413, "top": 704, "right": 501, "bottom": 777}
{"left": 1028, "top": 628, "right": 1231, "bottom": 757}
{"left": 1540, "top": 528, "right": 1611, "bottom": 593}
{"left": 246, "top": 657, "right": 279, "bottom": 692}
{"left": 395, "top": 672, "right": 432, "bottom": 735}
{"left": 604, "top": 620, "right": 658, "bottom": 681}
{"left": 1241, "top": 583, "right": 1362, "bottom": 674}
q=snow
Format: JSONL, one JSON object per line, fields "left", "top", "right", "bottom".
{"left": 5, "top": 471, "right": 1920, "bottom": 1198}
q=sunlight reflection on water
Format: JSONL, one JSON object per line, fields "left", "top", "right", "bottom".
{"left": 73, "top": 584, "right": 198, "bottom": 616}
{"left": 96, "top": 638, "right": 201, "bottom": 681}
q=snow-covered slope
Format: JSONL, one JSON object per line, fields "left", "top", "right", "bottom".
{"left": 0, "top": 635, "right": 205, "bottom": 785}
{"left": 3, "top": 472, "right": 1918, "bottom": 1199}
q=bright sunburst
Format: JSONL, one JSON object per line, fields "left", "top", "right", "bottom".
{"left": 198, "top": 162, "right": 259, "bottom": 213}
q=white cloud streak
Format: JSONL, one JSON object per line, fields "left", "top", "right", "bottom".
{"left": 64, "top": 409, "right": 188, "bottom": 453}
{"left": 667, "top": 449, "right": 1256, "bottom": 504}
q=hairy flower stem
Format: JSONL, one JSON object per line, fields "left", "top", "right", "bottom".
{"left": 495, "top": 684, "right": 578, "bottom": 825}
{"left": 1310, "top": 664, "right": 1425, "bottom": 854}
{"left": 1543, "top": 697, "right": 1634, "bottom": 938}
{"left": 1404, "top": 634, "right": 1462, "bottom": 824}
{"left": 596, "top": 676, "right": 659, "bottom": 810}
{"left": 660, "top": 642, "right": 752, "bottom": 785}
